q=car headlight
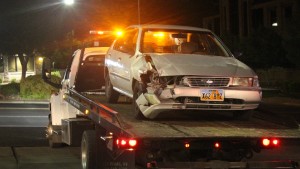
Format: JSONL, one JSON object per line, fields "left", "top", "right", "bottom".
{"left": 232, "top": 77, "right": 260, "bottom": 87}
{"left": 253, "top": 77, "right": 260, "bottom": 87}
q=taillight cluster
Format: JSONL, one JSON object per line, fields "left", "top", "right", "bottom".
{"left": 260, "top": 138, "right": 280, "bottom": 148}
{"left": 115, "top": 138, "right": 137, "bottom": 150}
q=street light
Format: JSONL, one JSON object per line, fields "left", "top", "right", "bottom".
{"left": 63, "top": 0, "right": 74, "bottom": 6}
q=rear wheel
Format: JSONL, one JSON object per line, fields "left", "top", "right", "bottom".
{"left": 133, "top": 82, "right": 147, "bottom": 120}
{"left": 233, "top": 110, "right": 253, "bottom": 121}
{"left": 81, "top": 130, "right": 96, "bottom": 169}
{"left": 105, "top": 74, "right": 119, "bottom": 103}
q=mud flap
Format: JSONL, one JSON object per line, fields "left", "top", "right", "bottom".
{"left": 96, "top": 127, "right": 135, "bottom": 169}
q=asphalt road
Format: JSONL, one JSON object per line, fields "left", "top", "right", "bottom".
{"left": 0, "top": 102, "right": 81, "bottom": 169}
{"left": 0, "top": 103, "right": 48, "bottom": 146}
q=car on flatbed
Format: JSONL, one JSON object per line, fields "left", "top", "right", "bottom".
{"left": 104, "top": 25, "right": 262, "bottom": 120}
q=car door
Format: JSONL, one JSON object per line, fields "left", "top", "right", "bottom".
{"left": 109, "top": 28, "right": 139, "bottom": 96}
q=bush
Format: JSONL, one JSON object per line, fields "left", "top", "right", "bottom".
{"left": 256, "top": 67, "right": 300, "bottom": 98}
{"left": 20, "top": 75, "right": 61, "bottom": 99}
{"left": 0, "top": 82, "right": 20, "bottom": 96}
{"left": 239, "top": 28, "right": 291, "bottom": 69}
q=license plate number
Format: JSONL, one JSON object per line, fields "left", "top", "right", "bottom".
{"left": 200, "top": 89, "right": 224, "bottom": 101}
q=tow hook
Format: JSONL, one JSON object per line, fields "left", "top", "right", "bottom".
{"left": 45, "top": 125, "right": 61, "bottom": 138}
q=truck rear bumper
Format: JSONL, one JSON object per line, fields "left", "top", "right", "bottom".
{"left": 147, "top": 160, "right": 299, "bottom": 169}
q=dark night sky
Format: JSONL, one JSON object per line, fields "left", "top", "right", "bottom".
{"left": 0, "top": 0, "right": 80, "bottom": 41}
{"left": 0, "top": 0, "right": 219, "bottom": 41}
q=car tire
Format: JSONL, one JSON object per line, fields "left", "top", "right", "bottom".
{"left": 81, "top": 130, "right": 96, "bottom": 169}
{"left": 133, "top": 82, "right": 147, "bottom": 120}
{"left": 105, "top": 74, "right": 119, "bottom": 103}
{"left": 233, "top": 110, "right": 253, "bottom": 121}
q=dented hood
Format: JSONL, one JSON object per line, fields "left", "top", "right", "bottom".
{"left": 149, "top": 54, "right": 256, "bottom": 77}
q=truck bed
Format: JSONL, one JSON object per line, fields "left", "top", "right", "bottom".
{"left": 88, "top": 94, "right": 300, "bottom": 139}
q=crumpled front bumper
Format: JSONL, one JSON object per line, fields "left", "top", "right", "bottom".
{"left": 136, "top": 87, "right": 262, "bottom": 119}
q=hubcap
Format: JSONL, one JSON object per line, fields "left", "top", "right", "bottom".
{"left": 81, "top": 138, "right": 87, "bottom": 169}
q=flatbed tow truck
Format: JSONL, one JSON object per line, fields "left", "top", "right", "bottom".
{"left": 42, "top": 47, "right": 300, "bottom": 169}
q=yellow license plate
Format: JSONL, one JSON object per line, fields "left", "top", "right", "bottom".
{"left": 200, "top": 89, "right": 224, "bottom": 101}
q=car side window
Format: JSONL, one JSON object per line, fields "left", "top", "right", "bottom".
{"left": 113, "top": 28, "right": 138, "bottom": 55}
{"left": 63, "top": 52, "right": 77, "bottom": 80}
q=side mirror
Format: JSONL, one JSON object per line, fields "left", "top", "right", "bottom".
{"left": 42, "top": 58, "right": 51, "bottom": 81}
{"left": 42, "top": 58, "right": 62, "bottom": 89}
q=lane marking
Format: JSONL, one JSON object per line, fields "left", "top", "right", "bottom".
{"left": 0, "top": 125, "right": 46, "bottom": 127}
{"left": 0, "top": 116, "right": 47, "bottom": 118}
{"left": 0, "top": 108, "right": 49, "bottom": 110}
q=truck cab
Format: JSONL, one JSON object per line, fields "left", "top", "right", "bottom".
{"left": 43, "top": 47, "right": 109, "bottom": 147}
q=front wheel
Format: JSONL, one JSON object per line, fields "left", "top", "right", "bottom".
{"left": 81, "top": 130, "right": 96, "bottom": 169}
{"left": 105, "top": 74, "right": 120, "bottom": 103}
{"left": 233, "top": 110, "right": 254, "bottom": 121}
{"left": 132, "top": 82, "right": 147, "bottom": 120}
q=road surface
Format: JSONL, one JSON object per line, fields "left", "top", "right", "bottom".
{"left": 0, "top": 102, "right": 81, "bottom": 169}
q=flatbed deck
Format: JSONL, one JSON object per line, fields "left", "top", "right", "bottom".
{"left": 87, "top": 94, "right": 300, "bottom": 139}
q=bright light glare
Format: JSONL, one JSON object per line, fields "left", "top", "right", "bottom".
{"left": 64, "top": 0, "right": 74, "bottom": 5}
{"left": 153, "top": 32, "right": 165, "bottom": 37}
{"left": 262, "top": 138, "right": 270, "bottom": 146}
{"left": 272, "top": 22, "right": 278, "bottom": 27}
{"left": 272, "top": 139, "right": 279, "bottom": 146}
{"left": 129, "top": 140, "right": 137, "bottom": 147}
{"left": 214, "top": 142, "right": 221, "bottom": 148}
{"left": 115, "top": 31, "right": 123, "bottom": 37}
{"left": 38, "top": 57, "right": 43, "bottom": 62}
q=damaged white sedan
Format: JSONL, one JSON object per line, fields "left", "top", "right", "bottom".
{"left": 105, "top": 25, "right": 262, "bottom": 120}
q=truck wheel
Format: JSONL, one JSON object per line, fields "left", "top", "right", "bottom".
{"left": 133, "top": 82, "right": 147, "bottom": 120}
{"left": 233, "top": 110, "right": 253, "bottom": 121}
{"left": 81, "top": 130, "right": 96, "bottom": 169}
{"left": 105, "top": 74, "right": 119, "bottom": 103}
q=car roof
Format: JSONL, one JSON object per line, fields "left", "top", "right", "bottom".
{"left": 127, "top": 24, "right": 211, "bottom": 32}
{"left": 84, "top": 47, "right": 109, "bottom": 54}
{"left": 83, "top": 47, "right": 109, "bottom": 60}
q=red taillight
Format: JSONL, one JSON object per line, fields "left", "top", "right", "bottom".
{"left": 214, "top": 142, "right": 221, "bottom": 149}
{"left": 116, "top": 138, "right": 137, "bottom": 150}
{"left": 129, "top": 139, "right": 137, "bottom": 147}
{"left": 272, "top": 139, "right": 279, "bottom": 146}
{"left": 262, "top": 138, "right": 271, "bottom": 146}
{"left": 261, "top": 138, "right": 280, "bottom": 148}
{"left": 185, "top": 143, "right": 190, "bottom": 149}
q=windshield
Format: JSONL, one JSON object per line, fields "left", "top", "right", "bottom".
{"left": 141, "top": 29, "right": 230, "bottom": 57}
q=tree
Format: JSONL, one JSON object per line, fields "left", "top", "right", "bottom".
{"left": 1, "top": 18, "right": 39, "bottom": 80}
{"left": 282, "top": 2, "right": 300, "bottom": 68}
{"left": 0, "top": 0, "right": 63, "bottom": 80}
{"left": 235, "top": 27, "right": 291, "bottom": 69}
{"left": 41, "top": 31, "right": 83, "bottom": 70}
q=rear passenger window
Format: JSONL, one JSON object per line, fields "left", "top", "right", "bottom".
{"left": 114, "top": 28, "right": 138, "bottom": 55}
